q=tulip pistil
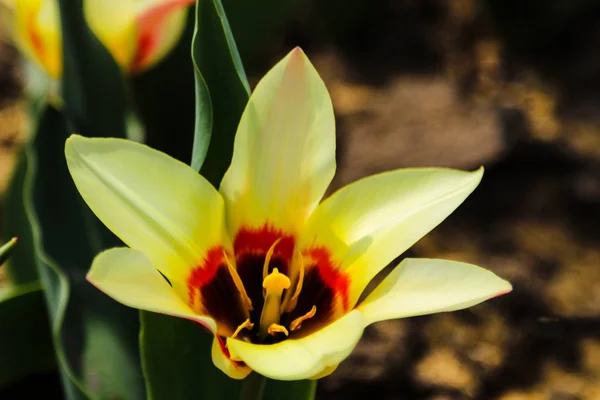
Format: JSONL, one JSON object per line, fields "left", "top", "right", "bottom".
{"left": 259, "top": 268, "right": 290, "bottom": 338}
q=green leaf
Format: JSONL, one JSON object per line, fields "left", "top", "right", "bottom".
{"left": 190, "top": 0, "right": 251, "bottom": 180}
{"left": 132, "top": 9, "right": 196, "bottom": 164}
{"left": 26, "top": 106, "right": 144, "bottom": 399}
{"left": 263, "top": 379, "right": 317, "bottom": 400}
{"left": 4, "top": 151, "right": 38, "bottom": 285}
{"left": 57, "top": 0, "right": 128, "bottom": 138}
{"left": 140, "top": 312, "right": 242, "bottom": 400}
{"left": 0, "top": 282, "right": 55, "bottom": 388}
{"left": 0, "top": 238, "right": 18, "bottom": 266}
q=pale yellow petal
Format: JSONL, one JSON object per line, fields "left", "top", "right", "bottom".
{"left": 220, "top": 47, "right": 336, "bottom": 236}
{"left": 87, "top": 247, "right": 216, "bottom": 332}
{"left": 12, "top": 0, "right": 62, "bottom": 78}
{"left": 358, "top": 258, "right": 512, "bottom": 325}
{"left": 65, "top": 135, "right": 228, "bottom": 289}
{"left": 299, "top": 167, "right": 483, "bottom": 306}
{"left": 309, "top": 364, "right": 338, "bottom": 380}
{"left": 227, "top": 310, "right": 365, "bottom": 381}
{"left": 211, "top": 336, "right": 252, "bottom": 380}
{"left": 84, "top": 0, "right": 137, "bottom": 70}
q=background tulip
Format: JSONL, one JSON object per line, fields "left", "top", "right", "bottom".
{"left": 2, "top": 0, "right": 195, "bottom": 78}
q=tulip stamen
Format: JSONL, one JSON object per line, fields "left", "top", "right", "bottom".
{"left": 262, "top": 238, "right": 283, "bottom": 283}
{"left": 223, "top": 250, "right": 253, "bottom": 311}
{"left": 230, "top": 318, "right": 254, "bottom": 340}
{"left": 290, "top": 305, "right": 317, "bottom": 332}
{"left": 282, "top": 248, "right": 305, "bottom": 313}
{"left": 267, "top": 323, "right": 289, "bottom": 337}
{"left": 259, "top": 268, "right": 290, "bottom": 339}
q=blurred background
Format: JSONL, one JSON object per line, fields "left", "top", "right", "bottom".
{"left": 2, "top": 0, "right": 600, "bottom": 399}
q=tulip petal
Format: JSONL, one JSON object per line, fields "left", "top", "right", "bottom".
{"left": 87, "top": 247, "right": 216, "bottom": 332}
{"left": 13, "top": 0, "right": 62, "bottom": 78}
{"left": 227, "top": 310, "right": 365, "bottom": 381}
{"left": 84, "top": 0, "right": 137, "bottom": 70}
{"left": 358, "top": 258, "right": 512, "bottom": 325}
{"left": 220, "top": 47, "right": 336, "bottom": 236}
{"left": 65, "top": 135, "right": 228, "bottom": 289}
{"left": 211, "top": 336, "right": 252, "bottom": 380}
{"left": 300, "top": 167, "right": 483, "bottom": 306}
{"left": 132, "top": 0, "right": 193, "bottom": 73}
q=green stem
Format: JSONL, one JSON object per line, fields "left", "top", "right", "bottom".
{"left": 240, "top": 372, "right": 266, "bottom": 400}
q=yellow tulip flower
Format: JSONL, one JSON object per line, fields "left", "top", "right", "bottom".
{"left": 65, "top": 48, "right": 512, "bottom": 381}
{"left": 3, "top": 0, "right": 194, "bottom": 78}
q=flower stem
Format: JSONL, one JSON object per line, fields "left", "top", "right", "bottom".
{"left": 240, "top": 372, "right": 266, "bottom": 400}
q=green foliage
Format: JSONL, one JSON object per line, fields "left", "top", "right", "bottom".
{"left": 25, "top": 106, "right": 144, "bottom": 399}
{"left": 0, "top": 238, "right": 18, "bottom": 266}
{"left": 140, "top": 313, "right": 243, "bottom": 400}
{"left": 190, "top": 0, "right": 250, "bottom": 179}
{"left": 132, "top": 9, "right": 196, "bottom": 164}
{"left": 4, "top": 153, "right": 37, "bottom": 285}
{"left": 57, "top": 0, "right": 128, "bottom": 138}
{"left": 0, "top": 282, "right": 55, "bottom": 388}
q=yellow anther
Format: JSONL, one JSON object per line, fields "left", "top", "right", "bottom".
{"left": 263, "top": 268, "right": 290, "bottom": 293}
{"left": 282, "top": 248, "right": 305, "bottom": 313}
{"left": 223, "top": 251, "right": 253, "bottom": 311}
{"left": 290, "top": 305, "right": 317, "bottom": 331}
{"left": 230, "top": 318, "right": 254, "bottom": 340}
{"left": 262, "top": 238, "right": 283, "bottom": 281}
{"left": 267, "top": 323, "right": 289, "bottom": 337}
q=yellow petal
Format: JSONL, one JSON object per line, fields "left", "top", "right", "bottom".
{"left": 309, "top": 364, "right": 338, "bottom": 380}
{"left": 226, "top": 310, "right": 365, "bottom": 381}
{"left": 300, "top": 167, "right": 483, "bottom": 306}
{"left": 65, "top": 135, "right": 228, "bottom": 291}
{"left": 220, "top": 47, "right": 336, "bottom": 236}
{"left": 211, "top": 336, "right": 252, "bottom": 379}
{"left": 84, "top": 0, "right": 137, "bottom": 70}
{"left": 358, "top": 258, "right": 512, "bottom": 325}
{"left": 87, "top": 247, "right": 216, "bottom": 332}
{"left": 12, "top": 0, "right": 62, "bottom": 78}
{"left": 131, "top": 0, "right": 192, "bottom": 73}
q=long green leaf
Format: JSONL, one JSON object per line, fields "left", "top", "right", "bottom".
{"left": 140, "top": 313, "right": 242, "bottom": 400}
{"left": 190, "top": 0, "right": 251, "bottom": 178}
{"left": 33, "top": 0, "right": 146, "bottom": 398}
{"left": 0, "top": 238, "right": 18, "bottom": 266}
{"left": 0, "top": 282, "right": 55, "bottom": 389}
{"left": 26, "top": 106, "right": 144, "bottom": 399}
{"left": 132, "top": 9, "right": 196, "bottom": 164}
{"left": 4, "top": 151, "right": 38, "bottom": 285}
{"left": 57, "top": 0, "right": 128, "bottom": 138}
{"left": 263, "top": 379, "right": 317, "bottom": 400}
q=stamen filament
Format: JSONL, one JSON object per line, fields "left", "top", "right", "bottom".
{"left": 262, "top": 238, "right": 283, "bottom": 282}
{"left": 223, "top": 250, "right": 253, "bottom": 311}
{"left": 267, "top": 323, "right": 289, "bottom": 337}
{"left": 230, "top": 318, "right": 254, "bottom": 340}
{"left": 281, "top": 248, "right": 305, "bottom": 313}
{"left": 290, "top": 305, "right": 317, "bottom": 331}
